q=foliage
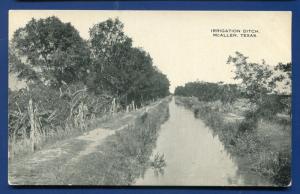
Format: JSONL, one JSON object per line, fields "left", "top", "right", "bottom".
{"left": 174, "top": 81, "right": 241, "bottom": 104}
{"left": 10, "top": 17, "right": 91, "bottom": 87}
{"left": 227, "top": 52, "right": 273, "bottom": 101}
{"left": 227, "top": 52, "right": 291, "bottom": 118}
{"left": 175, "top": 52, "right": 291, "bottom": 118}
{"left": 88, "top": 18, "right": 170, "bottom": 106}
{"left": 255, "top": 94, "right": 288, "bottom": 119}
{"left": 9, "top": 82, "right": 113, "bottom": 157}
{"left": 227, "top": 52, "right": 291, "bottom": 100}
{"left": 9, "top": 84, "right": 68, "bottom": 139}
{"left": 176, "top": 96, "right": 291, "bottom": 186}
{"left": 9, "top": 16, "right": 170, "bottom": 158}
{"left": 10, "top": 16, "right": 170, "bottom": 106}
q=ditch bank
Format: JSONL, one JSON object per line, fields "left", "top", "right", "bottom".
{"left": 9, "top": 96, "right": 171, "bottom": 185}
{"left": 175, "top": 96, "right": 291, "bottom": 187}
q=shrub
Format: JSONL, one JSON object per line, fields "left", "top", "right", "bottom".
{"left": 9, "top": 82, "right": 113, "bottom": 158}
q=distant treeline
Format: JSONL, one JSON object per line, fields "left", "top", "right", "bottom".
{"left": 175, "top": 52, "right": 291, "bottom": 119}
{"left": 175, "top": 82, "right": 242, "bottom": 104}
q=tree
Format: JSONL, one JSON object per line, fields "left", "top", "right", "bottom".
{"left": 88, "top": 18, "right": 132, "bottom": 94}
{"left": 227, "top": 52, "right": 292, "bottom": 117}
{"left": 88, "top": 18, "right": 170, "bottom": 105}
{"left": 273, "top": 62, "right": 291, "bottom": 95}
{"left": 273, "top": 62, "right": 292, "bottom": 115}
{"left": 143, "top": 69, "right": 170, "bottom": 101}
{"left": 10, "top": 16, "right": 90, "bottom": 87}
{"left": 227, "top": 52, "right": 274, "bottom": 102}
{"left": 89, "top": 18, "right": 130, "bottom": 71}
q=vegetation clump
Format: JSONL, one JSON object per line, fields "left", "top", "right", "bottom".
{"left": 9, "top": 17, "right": 170, "bottom": 158}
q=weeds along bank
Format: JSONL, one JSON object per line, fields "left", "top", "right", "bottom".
{"left": 9, "top": 83, "right": 113, "bottom": 160}
{"left": 175, "top": 96, "right": 291, "bottom": 186}
{"left": 49, "top": 96, "right": 171, "bottom": 185}
{"left": 8, "top": 81, "right": 169, "bottom": 161}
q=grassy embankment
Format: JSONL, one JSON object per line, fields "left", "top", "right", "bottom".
{"left": 9, "top": 96, "right": 171, "bottom": 185}
{"left": 175, "top": 96, "right": 291, "bottom": 186}
{"left": 9, "top": 83, "right": 167, "bottom": 161}
{"left": 56, "top": 96, "right": 171, "bottom": 185}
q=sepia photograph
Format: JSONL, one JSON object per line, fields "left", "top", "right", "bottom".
{"left": 8, "top": 10, "right": 291, "bottom": 186}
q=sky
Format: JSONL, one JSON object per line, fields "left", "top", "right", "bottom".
{"left": 9, "top": 10, "right": 291, "bottom": 92}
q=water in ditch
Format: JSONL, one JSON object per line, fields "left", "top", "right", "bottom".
{"left": 135, "top": 97, "right": 246, "bottom": 186}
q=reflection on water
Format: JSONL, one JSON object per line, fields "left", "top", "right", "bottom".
{"left": 150, "top": 153, "right": 166, "bottom": 177}
{"left": 135, "top": 97, "right": 244, "bottom": 186}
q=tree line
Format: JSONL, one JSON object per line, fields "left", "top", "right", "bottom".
{"left": 175, "top": 82, "right": 241, "bottom": 104}
{"left": 8, "top": 17, "right": 170, "bottom": 155}
{"left": 9, "top": 17, "right": 170, "bottom": 107}
{"left": 175, "top": 52, "right": 291, "bottom": 118}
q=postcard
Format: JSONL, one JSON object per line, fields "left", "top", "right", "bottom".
{"left": 8, "top": 10, "right": 291, "bottom": 186}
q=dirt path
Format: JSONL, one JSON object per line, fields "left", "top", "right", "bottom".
{"left": 8, "top": 100, "right": 162, "bottom": 185}
{"left": 67, "top": 128, "right": 115, "bottom": 164}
